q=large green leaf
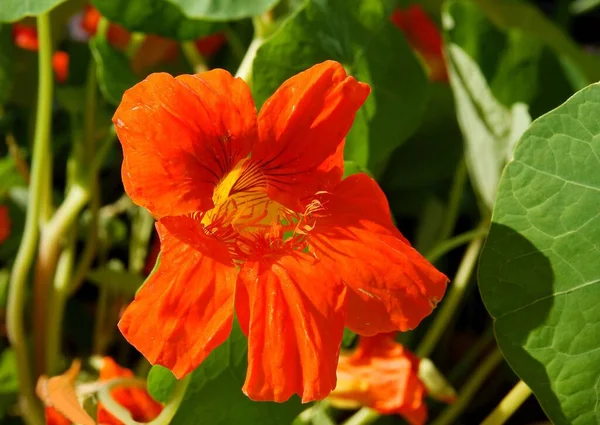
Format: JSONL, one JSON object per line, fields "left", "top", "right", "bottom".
{"left": 479, "top": 83, "right": 600, "bottom": 425}
{"left": 90, "top": 36, "right": 138, "bottom": 105}
{"left": 252, "top": 0, "right": 429, "bottom": 176}
{"left": 0, "top": 25, "right": 14, "bottom": 104}
{"left": 148, "top": 320, "right": 303, "bottom": 424}
{"left": 165, "top": 0, "right": 278, "bottom": 21}
{"left": 0, "top": 0, "right": 68, "bottom": 22}
{"left": 92, "top": 0, "right": 222, "bottom": 41}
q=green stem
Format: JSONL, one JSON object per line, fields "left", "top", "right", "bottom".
{"left": 425, "top": 228, "right": 488, "bottom": 264}
{"left": 438, "top": 158, "right": 467, "bottom": 242}
{"left": 129, "top": 207, "right": 154, "bottom": 274}
{"left": 342, "top": 408, "right": 379, "bottom": 425}
{"left": 481, "top": 380, "right": 532, "bottom": 425}
{"left": 6, "top": 13, "right": 52, "bottom": 425}
{"left": 45, "top": 231, "right": 75, "bottom": 374}
{"left": 431, "top": 348, "right": 504, "bottom": 425}
{"left": 93, "top": 278, "right": 110, "bottom": 354}
{"left": 35, "top": 128, "right": 114, "bottom": 373}
{"left": 181, "top": 41, "right": 208, "bottom": 73}
{"left": 97, "top": 376, "right": 190, "bottom": 425}
{"left": 234, "top": 37, "right": 264, "bottom": 84}
{"left": 416, "top": 222, "right": 487, "bottom": 358}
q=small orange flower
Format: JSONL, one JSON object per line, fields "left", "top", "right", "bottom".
{"left": 97, "top": 357, "right": 163, "bottom": 424}
{"left": 0, "top": 205, "right": 10, "bottom": 244}
{"left": 12, "top": 24, "right": 39, "bottom": 51}
{"left": 114, "top": 60, "right": 448, "bottom": 402}
{"left": 52, "top": 51, "right": 69, "bottom": 84}
{"left": 43, "top": 357, "right": 162, "bottom": 425}
{"left": 330, "top": 334, "right": 430, "bottom": 425}
{"left": 391, "top": 5, "right": 448, "bottom": 83}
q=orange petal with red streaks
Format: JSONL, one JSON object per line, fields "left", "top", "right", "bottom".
{"left": 113, "top": 69, "right": 257, "bottom": 218}
{"left": 309, "top": 173, "right": 448, "bottom": 335}
{"left": 254, "top": 60, "right": 370, "bottom": 209}
{"left": 118, "top": 216, "right": 237, "bottom": 378}
{"left": 236, "top": 252, "right": 346, "bottom": 403}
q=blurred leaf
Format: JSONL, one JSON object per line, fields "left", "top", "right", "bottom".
{"left": 479, "top": 82, "right": 600, "bottom": 425}
{"left": 446, "top": 0, "right": 542, "bottom": 108}
{"left": 0, "top": 270, "right": 8, "bottom": 308}
{"left": 342, "top": 328, "right": 357, "bottom": 349}
{"left": 0, "top": 349, "right": 18, "bottom": 419}
{"left": 0, "top": 0, "right": 68, "bottom": 22}
{"left": 443, "top": 28, "right": 530, "bottom": 210}
{"left": 571, "top": 0, "right": 600, "bottom": 14}
{"left": 0, "top": 25, "right": 14, "bottom": 104}
{"left": 90, "top": 36, "right": 138, "bottom": 105}
{"left": 382, "top": 84, "right": 462, "bottom": 191}
{"left": 149, "top": 320, "right": 303, "bottom": 424}
{"left": 92, "top": 0, "right": 222, "bottom": 41}
{"left": 472, "top": 0, "right": 600, "bottom": 87}
{"left": 342, "top": 161, "right": 371, "bottom": 179}
{"left": 253, "top": 0, "right": 429, "bottom": 176}
{"left": 165, "top": 0, "right": 279, "bottom": 21}
{"left": 0, "top": 156, "right": 25, "bottom": 196}
{"left": 87, "top": 262, "right": 143, "bottom": 296}
{"left": 147, "top": 365, "right": 176, "bottom": 403}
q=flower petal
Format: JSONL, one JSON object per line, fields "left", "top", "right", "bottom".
{"left": 254, "top": 60, "right": 370, "bottom": 209}
{"left": 118, "top": 216, "right": 237, "bottom": 378}
{"left": 0, "top": 205, "right": 10, "bottom": 244}
{"left": 97, "top": 357, "right": 163, "bottom": 424}
{"left": 114, "top": 70, "right": 257, "bottom": 218}
{"left": 236, "top": 252, "right": 347, "bottom": 403}
{"left": 333, "top": 335, "right": 427, "bottom": 425}
{"left": 309, "top": 173, "right": 448, "bottom": 335}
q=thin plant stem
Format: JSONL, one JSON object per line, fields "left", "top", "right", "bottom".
{"left": 416, "top": 222, "right": 487, "bottom": 359}
{"left": 45, "top": 231, "right": 75, "bottom": 374}
{"left": 431, "top": 348, "right": 505, "bottom": 425}
{"left": 129, "top": 207, "right": 155, "bottom": 274}
{"left": 234, "top": 37, "right": 263, "bottom": 84}
{"left": 6, "top": 13, "right": 52, "bottom": 425}
{"left": 341, "top": 407, "right": 379, "bottom": 425}
{"left": 425, "top": 228, "right": 488, "bottom": 264}
{"left": 438, "top": 158, "right": 467, "bottom": 242}
{"left": 181, "top": 41, "right": 208, "bottom": 73}
{"left": 481, "top": 380, "right": 532, "bottom": 425}
{"left": 35, "top": 128, "right": 115, "bottom": 373}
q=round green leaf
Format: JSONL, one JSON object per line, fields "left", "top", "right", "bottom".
{"left": 479, "top": 82, "right": 600, "bottom": 424}
{"left": 164, "top": 0, "right": 279, "bottom": 21}
{"left": 92, "top": 0, "right": 222, "bottom": 41}
{"left": 0, "top": 0, "right": 68, "bottom": 22}
{"left": 252, "top": 0, "right": 429, "bottom": 177}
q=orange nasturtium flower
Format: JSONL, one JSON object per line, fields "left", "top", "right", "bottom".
{"left": 330, "top": 333, "right": 452, "bottom": 425}
{"left": 113, "top": 60, "right": 448, "bottom": 402}
{"left": 391, "top": 5, "right": 448, "bottom": 83}
{"left": 44, "top": 357, "right": 162, "bottom": 425}
{"left": 0, "top": 205, "right": 9, "bottom": 244}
